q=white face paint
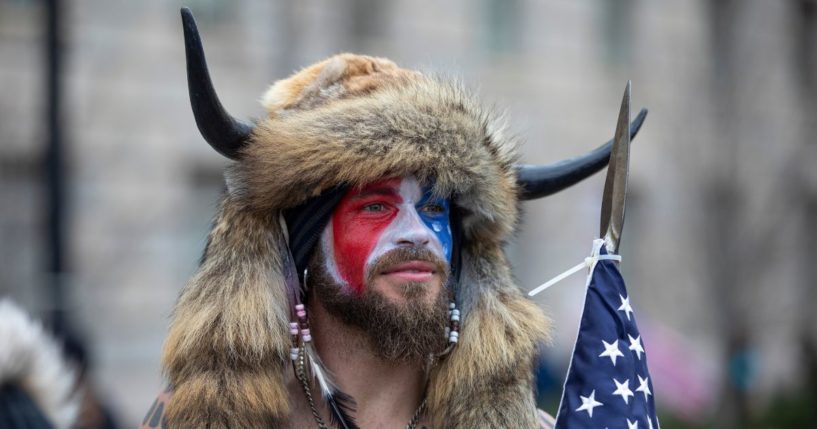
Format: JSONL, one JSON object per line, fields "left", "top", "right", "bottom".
{"left": 364, "top": 176, "right": 447, "bottom": 267}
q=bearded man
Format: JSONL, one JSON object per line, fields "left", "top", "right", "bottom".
{"left": 140, "top": 9, "right": 645, "bottom": 429}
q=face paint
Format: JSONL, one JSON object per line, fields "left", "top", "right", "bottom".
{"left": 325, "top": 176, "right": 452, "bottom": 294}
{"left": 416, "top": 187, "right": 453, "bottom": 262}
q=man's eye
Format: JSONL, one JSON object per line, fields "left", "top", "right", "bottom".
{"left": 363, "top": 203, "right": 386, "bottom": 212}
{"left": 421, "top": 203, "right": 446, "bottom": 214}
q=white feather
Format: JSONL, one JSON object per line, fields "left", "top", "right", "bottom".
{"left": 305, "top": 343, "right": 337, "bottom": 396}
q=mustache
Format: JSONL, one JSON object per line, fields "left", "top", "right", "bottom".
{"left": 366, "top": 247, "right": 450, "bottom": 284}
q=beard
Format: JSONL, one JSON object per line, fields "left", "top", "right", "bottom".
{"left": 308, "top": 246, "right": 451, "bottom": 363}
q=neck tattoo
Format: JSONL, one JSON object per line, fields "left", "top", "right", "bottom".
{"left": 295, "top": 346, "right": 427, "bottom": 429}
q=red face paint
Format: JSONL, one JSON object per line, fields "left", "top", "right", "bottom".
{"left": 331, "top": 178, "right": 403, "bottom": 294}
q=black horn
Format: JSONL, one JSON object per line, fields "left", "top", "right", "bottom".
{"left": 181, "top": 7, "right": 253, "bottom": 160}
{"left": 516, "top": 108, "right": 647, "bottom": 200}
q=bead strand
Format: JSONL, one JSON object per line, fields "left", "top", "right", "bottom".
{"left": 290, "top": 303, "right": 313, "bottom": 361}
{"left": 448, "top": 302, "right": 460, "bottom": 344}
{"left": 296, "top": 304, "right": 312, "bottom": 343}
{"left": 289, "top": 321, "right": 300, "bottom": 361}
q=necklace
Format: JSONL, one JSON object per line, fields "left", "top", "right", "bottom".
{"left": 295, "top": 347, "right": 427, "bottom": 429}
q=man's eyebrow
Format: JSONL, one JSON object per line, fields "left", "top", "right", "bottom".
{"left": 349, "top": 186, "right": 400, "bottom": 200}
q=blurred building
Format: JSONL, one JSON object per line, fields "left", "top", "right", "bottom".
{"left": 1, "top": 0, "right": 815, "bottom": 427}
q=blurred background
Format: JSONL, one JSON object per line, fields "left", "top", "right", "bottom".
{"left": 1, "top": 0, "right": 815, "bottom": 427}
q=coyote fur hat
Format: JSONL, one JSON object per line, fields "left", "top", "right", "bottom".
{"left": 162, "top": 8, "right": 646, "bottom": 429}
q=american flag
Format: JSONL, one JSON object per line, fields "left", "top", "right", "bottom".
{"left": 554, "top": 239, "right": 658, "bottom": 429}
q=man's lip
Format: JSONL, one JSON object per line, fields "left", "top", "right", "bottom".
{"left": 382, "top": 261, "right": 436, "bottom": 274}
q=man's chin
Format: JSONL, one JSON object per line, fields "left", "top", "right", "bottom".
{"left": 308, "top": 246, "right": 451, "bottom": 361}
{"left": 373, "top": 275, "right": 443, "bottom": 302}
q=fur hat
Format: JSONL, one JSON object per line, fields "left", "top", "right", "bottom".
{"left": 162, "top": 8, "right": 646, "bottom": 428}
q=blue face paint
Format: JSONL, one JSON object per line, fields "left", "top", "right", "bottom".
{"left": 416, "top": 186, "right": 453, "bottom": 263}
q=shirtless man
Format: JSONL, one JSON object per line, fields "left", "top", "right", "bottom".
{"left": 140, "top": 9, "right": 624, "bottom": 428}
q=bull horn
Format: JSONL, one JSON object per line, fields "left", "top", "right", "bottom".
{"left": 181, "top": 7, "right": 253, "bottom": 160}
{"left": 516, "top": 108, "right": 647, "bottom": 200}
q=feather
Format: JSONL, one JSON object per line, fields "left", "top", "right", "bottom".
{"left": 304, "top": 344, "right": 360, "bottom": 429}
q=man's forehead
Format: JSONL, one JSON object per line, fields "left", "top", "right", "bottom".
{"left": 347, "top": 176, "right": 439, "bottom": 200}
{"left": 349, "top": 177, "right": 404, "bottom": 198}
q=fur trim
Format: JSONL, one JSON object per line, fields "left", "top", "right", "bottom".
{"left": 165, "top": 54, "right": 550, "bottom": 428}
{"left": 233, "top": 54, "right": 519, "bottom": 244}
{"left": 161, "top": 198, "right": 291, "bottom": 428}
{"left": 0, "top": 300, "right": 80, "bottom": 429}
{"left": 428, "top": 244, "right": 551, "bottom": 428}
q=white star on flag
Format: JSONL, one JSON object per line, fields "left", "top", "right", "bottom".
{"left": 612, "top": 378, "right": 634, "bottom": 404}
{"left": 599, "top": 339, "right": 625, "bottom": 366}
{"left": 618, "top": 294, "right": 633, "bottom": 320}
{"left": 627, "top": 418, "right": 639, "bottom": 429}
{"left": 628, "top": 334, "right": 645, "bottom": 360}
{"left": 636, "top": 375, "right": 652, "bottom": 401}
{"left": 575, "top": 389, "right": 604, "bottom": 418}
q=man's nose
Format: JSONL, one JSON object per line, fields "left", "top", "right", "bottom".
{"left": 395, "top": 208, "right": 432, "bottom": 247}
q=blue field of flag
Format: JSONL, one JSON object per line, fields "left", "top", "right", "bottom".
{"left": 554, "top": 239, "right": 658, "bottom": 429}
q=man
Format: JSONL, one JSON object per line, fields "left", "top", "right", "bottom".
{"left": 142, "top": 9, "right": 644, "bottom": 429}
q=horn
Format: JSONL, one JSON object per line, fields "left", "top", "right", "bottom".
{"left": 516, "top": 108, "right": 647, "bottom": 200}
{"left": 181, "top": 7, "right": 253, "bottom": 160}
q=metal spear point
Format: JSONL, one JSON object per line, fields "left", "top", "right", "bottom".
{"left": 600, "top": 81, "right": 632, "bottom": 255}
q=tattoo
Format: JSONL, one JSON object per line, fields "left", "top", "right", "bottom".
{"left": 148, "top": 402, "right": 164, "bottom": 428}
{"left": 142, "top": 398, "right": 157, "bottom": 426}
{"left": 140, "top": 388, "right": 171, "bottom": 429}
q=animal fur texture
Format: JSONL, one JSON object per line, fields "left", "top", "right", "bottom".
{"left": 0, "top": 299, "right": 80, "bottom": 429}
{"left": 162, "top": 53, "right": 551, "bottom": 428}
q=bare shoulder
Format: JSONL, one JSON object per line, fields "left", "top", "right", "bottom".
{"left": 537, "top": 409, "right": 556, "bottom": 429}
{"left": 138, "top": 387, "right": 172, "bottom": 429}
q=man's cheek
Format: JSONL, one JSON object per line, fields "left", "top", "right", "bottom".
{"left": 419, "top": 216, "right": 453, "bottom": 263}
{"left": 331, "top": 218, "right": 387, "bottom": 294}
